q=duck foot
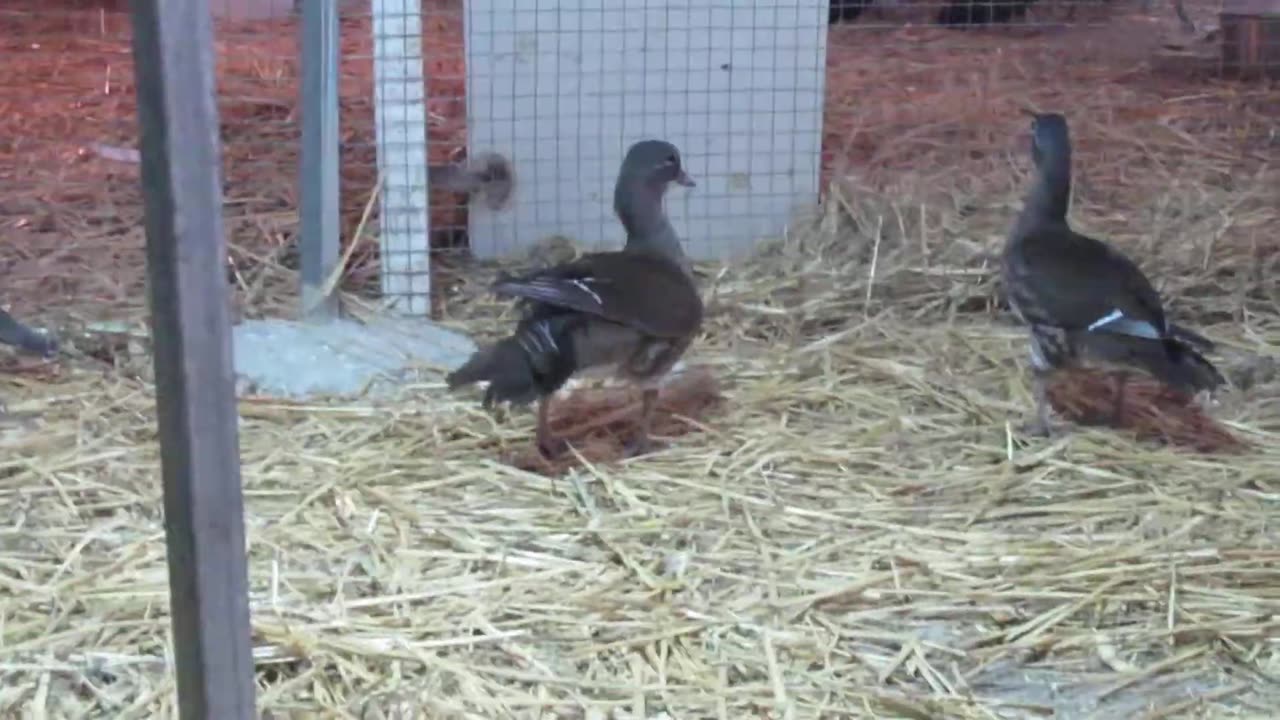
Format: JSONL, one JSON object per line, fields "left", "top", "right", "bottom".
{"left": 1110, "top": 371, "right": 1130, "bottom": 426}
{"left": 1018, "top": 372, "right": 1062, "bottom": 438}
{"left": 535, "top": 397, "right": 568, "bottom": 459}
{"left": 622, "top": 434, "right": 668, "bottom": 458}
{"left": 537, "top": 436, "right": 570, "bottom": 460}
{"left": 622, "top": 388, "right": 664, "bottom": 458}
{"left": 1018, "top": 417, "right": 1061, "bottom": 438}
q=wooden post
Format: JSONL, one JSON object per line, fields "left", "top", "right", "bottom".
{"left": 128, "top": 1, "right": 257, "bottom": 718}
{"left": 1221, "top": 0, "right": 1280, "bottom": 79}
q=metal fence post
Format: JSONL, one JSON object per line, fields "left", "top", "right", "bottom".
{"left": 300, "top": 0, "right": 342, "bottom": 320}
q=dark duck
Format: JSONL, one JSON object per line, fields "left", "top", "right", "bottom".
{"left": 1001, "top": 111, "right": 1224, "bottom": 436}
{"left": 936, "top": 0, "right": 1038, "bottom": 27}
{"left": 447, "top": 140, "right": 703, "bottom": 458}
{"left": 0, "top": 308, "right": 57, "bottom": 358}
{"left": 829, "top": 0, "right": 875, "bottom": 24}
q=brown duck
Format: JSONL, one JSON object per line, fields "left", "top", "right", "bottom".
{"left": 447, "top": 139, "right": 703, "bottom": 457}
{"left": 1002, "top": 111, "right": 1224, "bottom": 436}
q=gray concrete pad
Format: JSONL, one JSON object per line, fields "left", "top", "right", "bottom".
{"left": 232, "top": 316, "right": 476, "bottom": 400}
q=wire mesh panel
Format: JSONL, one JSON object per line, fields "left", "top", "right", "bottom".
{"left": 463, "top": 0, "right": 829, "bottom": 262}
{"left": 370, "top": 0, "right": 432, "bottom": 316}
{"left": 339, "top": 0, "right": 474, "bottom": 318}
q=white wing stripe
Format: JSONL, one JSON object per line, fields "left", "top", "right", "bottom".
{"left": 1087, "top": 308, "right": 1125, "bottom": 332}
{"left": 1087, "top": 308, "right": 1163, "bottom": 340}
{"left": 533, "top": 321, "right": 558, "bottom": 353}
{"left": 568, "top": 278, "right": 604, "bottom": 306}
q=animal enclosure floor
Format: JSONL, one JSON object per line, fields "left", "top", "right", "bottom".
{"left": 1, "top": 0, "right": 1279, "bottom": 717}
{"left": 3, "top": 268, "right": 1278, "bottom": 717}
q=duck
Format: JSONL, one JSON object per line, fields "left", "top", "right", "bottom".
{"left": 1001, "top": 111, "right": 1224, "bottom": 436}
{"left": 447, "top": 139, "right": 703, "bottom": 458}
{"left": 936, "top": 0, "right": 1038, "bottom": 27}
{"left": 431, "top": 151, "right": 515, "bottom": 212}
{"left": 0, "top": 308, "right": 57, "bottom": 358}
{"left": 829, "top": 0, "right": 875, "bottom": 24}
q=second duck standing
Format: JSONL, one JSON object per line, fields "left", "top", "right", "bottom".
{"left": 448, "top": 140, "right": 704, "bottom": 458}
{"left": 1001, "top": 111, "right": 1224, "bottom": 436}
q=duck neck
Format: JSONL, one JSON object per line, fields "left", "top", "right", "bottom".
{"left": 617, "top": 181, "right": 687, "bottom": 266}
{"left": 1022, "top": 152, "right": 1072, "bottom": 224}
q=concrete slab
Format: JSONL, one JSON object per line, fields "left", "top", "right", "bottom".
{"left": 232, "top": 316, "right": 476, "bottom": 400}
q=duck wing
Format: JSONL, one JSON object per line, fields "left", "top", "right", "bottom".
{"left": 493, "top": 251, "right": 703, "bottom": 339}
{"left": 1004, "top": 222, "right": 1169, "bottom": 340}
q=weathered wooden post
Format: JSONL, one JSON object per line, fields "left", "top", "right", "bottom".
{"left": 128, "top": 0, "right": 257, "bottom": 716}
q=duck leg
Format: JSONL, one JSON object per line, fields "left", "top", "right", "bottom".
{"left": 1021, "top": 369, "right": 1057, "bottom": 437}
{"left": 624, "top": 387, "right": 660, "bottom": 457}
{"left": 1019, "top": 328, "right": 1068, "bottom": 437}
{"left": 535, "top": 396, "right": 568, "bottom": 459}
{"left": 1110, "top": 370, "right": 1131, "bottom": 425}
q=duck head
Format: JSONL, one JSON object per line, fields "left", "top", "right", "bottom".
{"left": 617, "top": 139, "right": 696, "bottom": 193}
{"left": 1021, "top": 110, "right": 1071, "bottom": 169}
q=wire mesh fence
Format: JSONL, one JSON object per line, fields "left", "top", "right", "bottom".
{"left": 459, "top": 1, "right": 828, "bottom": 265}
{"left": 0, "top": 0, "right": 1276, "bottom": 324}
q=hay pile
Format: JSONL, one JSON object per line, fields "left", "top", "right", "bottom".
{"left": 2, "top": 2, "right": 1280, "bottom": 718}
{"left": 7, "top": 176, "right": 1280, "bottom": 715}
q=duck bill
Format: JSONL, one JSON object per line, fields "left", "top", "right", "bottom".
{"left": 675, "top": 170, "right": 696, "bottom": 188}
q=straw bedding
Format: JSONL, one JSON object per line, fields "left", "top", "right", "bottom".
{"left": 2, "top": 1, "right": 1280, "bottom": 718}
